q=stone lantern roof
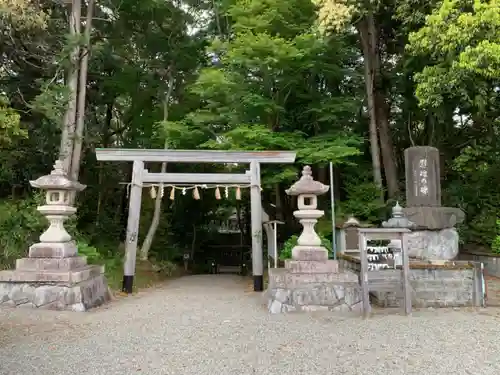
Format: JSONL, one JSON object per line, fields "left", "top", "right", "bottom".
{"left": 30, "top": 160, "right": 86, "bottom": 191}
{"left": 382, "top": 202, "right": 415, "bottom": 229}
{"left": 285, "top": 166, "right": 329, "bottom": 196}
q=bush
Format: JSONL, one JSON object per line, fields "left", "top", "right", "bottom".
{"left": 151, "top": 259, "right": 178, "bottom": 276}
{"left": 77, "top": 241, "right": 102, "bottom": 263}
{"left": 491, "top": 219, "right": 500, "bottom": 254}
{"left": 279, "top": 234, "right": 333, "bottom": 260}
{"left": 0, "top": 196, "right": 46, "bottom": 269}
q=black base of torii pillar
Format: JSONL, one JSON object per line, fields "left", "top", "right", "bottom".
{"left": 122, "top": 275, "right": 134, "bottom": 294}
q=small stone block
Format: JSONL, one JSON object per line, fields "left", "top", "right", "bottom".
{"left": 292, "top": 246, "right": 328, "bottom": 261}
{"left": 29, "top": 241, "right": 78, "bottom": 258}
{"left": 285, "top": 260, "right": 339, "bottom": 274}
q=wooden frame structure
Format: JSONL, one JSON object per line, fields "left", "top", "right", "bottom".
{"left": 358, "top": 228, "right": 412, "bottom": 318}
{"left": 95, "top": 148, "right": 296, "bottom": 293}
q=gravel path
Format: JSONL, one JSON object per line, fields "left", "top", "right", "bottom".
{"left": 1, "top": 274, "right": 500, "bottom": 375}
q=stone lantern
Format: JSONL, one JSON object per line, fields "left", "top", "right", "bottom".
{"left": 285, "top": 165, "right": 330, "bottom": 261}
{"left": 29, "top": 160, "right": 85, "bottom": 251}
{"left": 266, "top": 166, "right": 361, "bottom": 314}
{"left": 0, "top": 160, "right": 109, "bottom": 311}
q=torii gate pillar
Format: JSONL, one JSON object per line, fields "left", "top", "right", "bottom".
{"left": 250, "top": 161, "right": 263, "bottom": 291}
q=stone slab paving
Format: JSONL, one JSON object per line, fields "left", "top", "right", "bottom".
{"left": 1, "top": 275, "right": 500, "bottom": 375}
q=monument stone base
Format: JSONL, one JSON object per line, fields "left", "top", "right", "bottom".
{"left": 0, "top": 241, "right": 110, "bottom": 311}
{"left": 403, "top": 206, "right": 464, "bottom": 230}
{"left": 267, "top": 260, "right": 362, "bottom": 314}
{"left": 406, "top": 228, "right": 459, "bottom": 260}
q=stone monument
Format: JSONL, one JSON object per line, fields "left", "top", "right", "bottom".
{"left": 403, "top": 146, "right": 464, "bottom": 260}
{"left": 0, "top": 161, "right": 110, "bottom": 310}
{"left": 266, "top": 166, "right": 362, "bottom": 314}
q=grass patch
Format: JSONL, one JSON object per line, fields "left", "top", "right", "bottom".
{"left": 78, "top": 241, "right": 183, "bottom": 294}
{"left": 100, "top": 257, "right": 182, "bottom": 293}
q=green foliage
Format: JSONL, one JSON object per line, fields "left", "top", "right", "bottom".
{"left": 152, "top": 260, "right": 178, "bottom": 276}
{"left": 0, "top": 196, "right": 45, "bottom": 269}
{"left": 337, "top": 174, "right": 386, "bottom": 223}
{"left": 0, "top": 95, "right": 26, "bottom": 146}
{"left": 446, "top": 144, "right": 500, "bottom": 245}
{"left": 77, "top": 241, "right": 102, "bottom": 264}
{"left": 184, "top": 0, "right": 362, "bottom": 184}
{"left": 491, "top": 220, "right": 500, "bottom": 254}
{"left": 30, "top": 82, "right": 69, "bottom": 126}
{"left": 280, "top": 234, "right": 333, "bottom": 260}
{"left": 408, "top": 0, "right": 500, "bottom": 107}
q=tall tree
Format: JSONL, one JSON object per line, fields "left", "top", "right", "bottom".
{"left": 315, "top": 0, "right": 401, "bottom": 198}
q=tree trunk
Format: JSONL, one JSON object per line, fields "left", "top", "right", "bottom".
{"left": 366, "top": 15, "right": 399, "bottom": 198}
{"left": 70, "top": 0, "right": 94, "bottom": 182}
{"left": 274, "top": 183, "right": 283, "bottom": 220}
{"left": 58, "top": 0, "right": 81, "bottom": 173}
{"left": 358, "top": 15, "right": 383, "bottom": 198}
{"left": 375, "top": 92, "right": 399, "bottom": 197}
{"left": 96, "top": 100, "right": 114, "bottom": 226}
{"left": 139, "top": 72, "right": 175, "bottom": 261}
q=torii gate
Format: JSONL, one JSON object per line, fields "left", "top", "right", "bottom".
{"left": 95, "top": 148, "right": 296, "bottom": 293}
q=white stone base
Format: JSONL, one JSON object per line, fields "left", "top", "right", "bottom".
{"left": 0, "top": 275, "right": 110, "bottom": 311}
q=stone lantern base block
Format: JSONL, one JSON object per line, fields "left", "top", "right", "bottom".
{"left": 285, "top": 259, "right": 339, "bottom": 273}
{"left": 267, "top": 263, "right": 362, "bottom": 315}
{"left": 0, "top": 264, "right": 104, "bottom": 283}
{"left": 292, "top": 245, "right": 328, "bottom": 261}
{"left": 29, "top": 241, "right": 78, "bottom": 258}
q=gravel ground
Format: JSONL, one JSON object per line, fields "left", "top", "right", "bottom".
{"left": 1, "top": 274, "right": 500, "bottom": 375}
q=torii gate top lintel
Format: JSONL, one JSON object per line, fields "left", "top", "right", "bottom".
{"left": 95, "top": 148, "right": 296, "bottom": 164}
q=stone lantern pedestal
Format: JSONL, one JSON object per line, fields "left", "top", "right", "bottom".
{"left": 0, "top": 161, "right": 110, "bottom": 311}
{"left": 266, "top": 166, "right": 362, "bottom": 314}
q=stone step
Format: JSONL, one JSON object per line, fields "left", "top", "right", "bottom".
{"left": 15, "top": 256, "right": 88, "bottom": 271}
{"left": 285, "top": 260, "right": 339, "bottom": 274}
{"left": 0, "top": 265, "right": 104, "bottom": 284}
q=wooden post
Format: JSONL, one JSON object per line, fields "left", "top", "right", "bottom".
{"left": 273, "top": 221, "right": 278, "bottom": 268}
{"left": 358, "top": 231, "right": 371, "bottom": 318}
{"left": 401, "top": 232, "right": 412, "bottom": 315}
{"left": 123, "top": 160, "right": 144, "bottom": 293}
{"left": 250, "top": 161, "right": 263, "bottom": 291}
